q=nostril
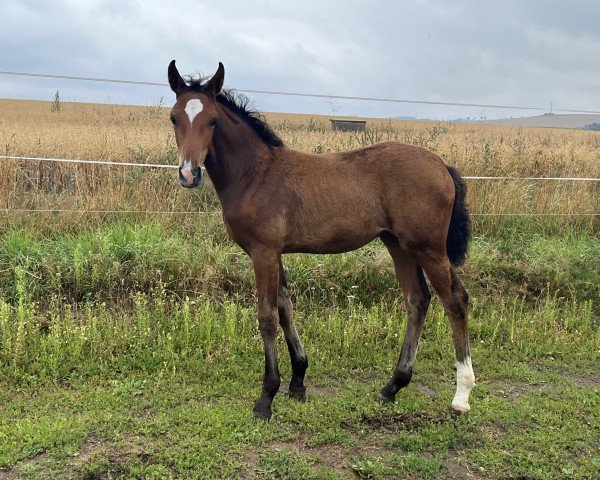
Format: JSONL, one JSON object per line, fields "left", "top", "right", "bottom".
{"left": 179, "top": 166, "right": 195, "bottom": 184}
{"left": 179, "top": 164, "right": 202, "bottom": 187}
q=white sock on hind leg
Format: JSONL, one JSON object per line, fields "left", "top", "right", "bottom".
{"left": 451, "top": 356, "right": 475, "bottom": 413}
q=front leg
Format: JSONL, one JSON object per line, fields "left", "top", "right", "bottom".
{"left": 251, "top": 247, "right": 281, "bottom": 420}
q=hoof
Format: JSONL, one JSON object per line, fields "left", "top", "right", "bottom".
{"left": 450, "top": 401, "right": 470, "bottom": 414}
{"left": 288, "top": 387, "right": 306, "bottom": 401}
{"left": 377, "top": 393, "right": 395, "bottom": 404}
{"left": 253, "top": 407, "right": 272, "bottom": 421}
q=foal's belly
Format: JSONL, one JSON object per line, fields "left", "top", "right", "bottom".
{"left": 283, "top": 220, "right": 384, "bottom": 254}
{"left": 283, "top": 237, "right": 379, "bottom": 255}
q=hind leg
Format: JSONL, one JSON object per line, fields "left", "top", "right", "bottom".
{"left": 379, "top": 239, "right": 431, "bottom": 403}
{"left": 278, "top": 261, "right": 308, "bottom": 400}
{"left": 421, "top": 254, "right": 475, "bottom": 413}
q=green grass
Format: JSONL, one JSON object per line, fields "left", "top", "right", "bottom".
{"left": 0, "top": 218, "right": 599, "bottom": 479}
{"left": 1, "top": 217, "right": 598, "bottom": 308}
{"left": 1, "top": 327, "right": 598, "bottom": 479}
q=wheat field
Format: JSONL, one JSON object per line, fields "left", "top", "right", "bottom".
{"left": 0, "top": 98, "right": 598, "bottom": 228}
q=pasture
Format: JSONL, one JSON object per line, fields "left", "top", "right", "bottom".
{"left": 0, "top": 98, "right": 598, "bottom": 479}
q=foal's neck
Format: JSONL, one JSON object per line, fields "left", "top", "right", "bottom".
{"left": 206, "top": 103, "right": 274, "bottom": 204}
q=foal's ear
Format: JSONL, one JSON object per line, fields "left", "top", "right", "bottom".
{"left": 204, "top": 62, "right": 225, "bottom": 97}
{"left": 168, "top": 60, "right": 187, "bottom": 95}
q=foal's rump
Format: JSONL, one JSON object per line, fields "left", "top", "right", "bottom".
{"left": 366, "top": 142, "right": 461, "bottom": 257}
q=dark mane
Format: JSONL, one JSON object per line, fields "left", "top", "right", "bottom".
{"left": 186, "top": 77, "right": 284, "bottom": 148}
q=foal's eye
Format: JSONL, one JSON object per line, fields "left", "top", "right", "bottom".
{"left": 209, "top": 117, "right": 218, "bottom": 127}
{"left": 170, "top": 116, "right": 177, "bottom": 125}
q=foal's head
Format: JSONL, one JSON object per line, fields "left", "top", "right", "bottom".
{"left": 168, "top": 60, "right": 224, "bottom": 188}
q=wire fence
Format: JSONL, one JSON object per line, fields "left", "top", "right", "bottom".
{"left": 0, "top": 71, "right": 600, "bottom": 223}
{"left": 1, "top": 68, "right": 599, "bottom": 219}
{"left": 3, "top": 70, "right": 600, "bottom": 115}
{"left": 2, "top": 156, "right": 599, "bottom": 182}
{"left": 2, "top": 209, "right": 597, "bottom": 217}
{"left": 0, "top": 155, "right": 177, "bottom": 169}
{"left": 1, "top": 155, "right": 598, "bottom": 217}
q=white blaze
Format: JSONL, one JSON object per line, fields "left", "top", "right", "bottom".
{"left": 451, "top": 356, "right": 475, "bottom": 413}
{"left": 185, "top": 99, "right": 204, "bottom": 124}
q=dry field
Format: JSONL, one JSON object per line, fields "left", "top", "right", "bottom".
{"left": 0, "top": 98, "right": 598, "bottom": 228}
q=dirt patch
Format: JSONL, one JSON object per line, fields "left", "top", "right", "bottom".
{"left": 237, "top": 444, "right": 262, "bottom": 479}
{"left": 489, "top": 373, "right": 598, "bottom": 403}
{"left": 0, "top": 433, "right": 151, "bottom": 480}
{"left": 237, "top": 437, "right": 355, "bottom": 479}
{"left": 66, "top": 433, "right": 150, "bottom": 480}
{"left": 74, "top": 432, "right": 106, "bottom": 461}
{"left": 237, "top": 421, "right": 490, "bottom": 479}
{"left": 304, "top": 375, "right": 351, "bottom": 398}
{"left": 0, "top": 452, "right": 50, "bottom": 480}
{"left": 274, "top": 439, "right": 357, "bottom": 475}
{"left": 444, "top": 449, "right": 489, "bottom": 480}
{"left": 342, "top": 410, "right": 450, "bottom": 433}
{"left": 306, "top": 382, "right": 340, "bottom": 398}
{"left": 562, "top": 370, "right": 600, "bottom": 389}
{"left": 306, "top": 442, "right": 352, "bottom": 474}
{"left": 413, "top": 381, "right": 438, "bottom": 399}
{"left": 488, "top": 381, "right": 552, "bottom": 402}
{"left": 480, "top": 423, "right": 507, "bottom": 441}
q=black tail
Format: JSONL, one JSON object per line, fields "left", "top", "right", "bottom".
{"left": 446, "top": 166, "right": 471, "bottom": 266}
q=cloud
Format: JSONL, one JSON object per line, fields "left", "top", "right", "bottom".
{"left": 1, "top": 0, "right": 599, "bottom": 118}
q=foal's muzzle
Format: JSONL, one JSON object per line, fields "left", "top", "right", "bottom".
{"left": 179, "top": 165, "right": 202, "bottom": 188}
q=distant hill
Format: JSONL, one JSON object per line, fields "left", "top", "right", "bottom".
{"left": 484, "top": 113, "right": 600, "bottom": 129}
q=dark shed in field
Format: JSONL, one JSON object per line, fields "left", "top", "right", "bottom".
{"left": 330, "top": 119, "right": 367, "bottom": 132}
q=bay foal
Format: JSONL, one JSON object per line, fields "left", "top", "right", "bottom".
{"left": 168, "top": 61, "right": 475, "bottom": 419}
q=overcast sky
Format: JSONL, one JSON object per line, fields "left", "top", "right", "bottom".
{"left": 2, "top": 0, "right": 600, "bottom": 120}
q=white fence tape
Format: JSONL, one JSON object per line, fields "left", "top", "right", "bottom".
{"left": 1, "top": 155, "right": 598, "bottom": 217}
{"left": 2, "top": 155, "right": 599, "bottom": 182}
{"left": 1, "top": 209, "right": 596, "bottom": 217}
{"left": 0, "top": 155, "right": 177, "bottom": 169}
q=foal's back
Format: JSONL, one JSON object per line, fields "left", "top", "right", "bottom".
{"left": 253, "top": 142, "right": 456, "bottom": 255}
